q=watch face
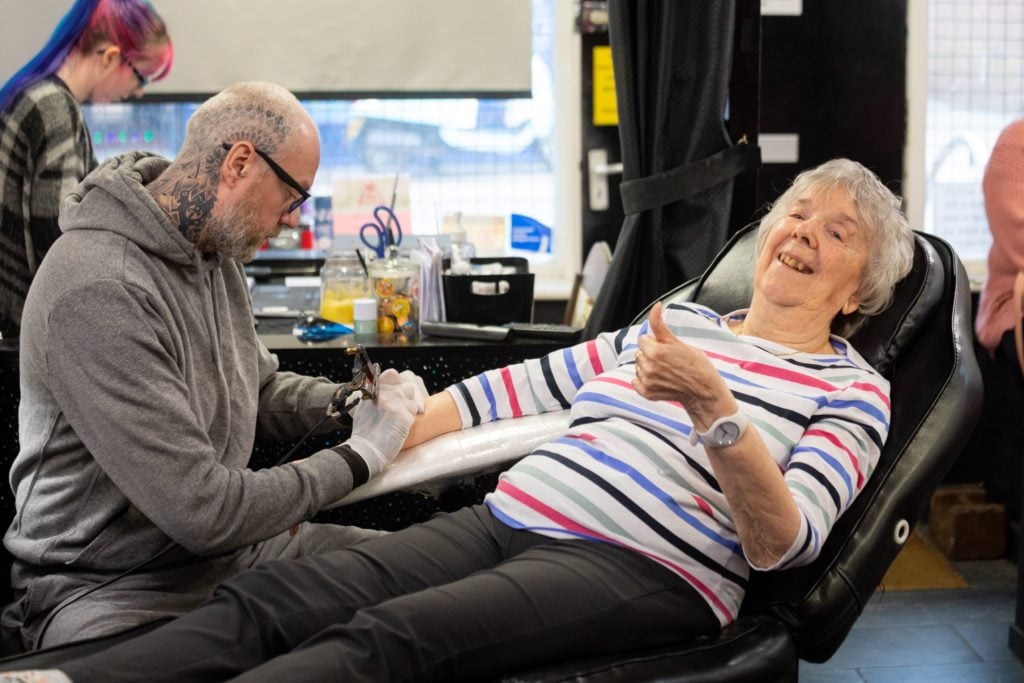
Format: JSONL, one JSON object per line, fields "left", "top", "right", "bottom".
{"left": 713, "top": 421, "right": 741, "bottom": 445}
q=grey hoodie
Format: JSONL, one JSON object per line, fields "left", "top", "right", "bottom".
{"left": 4, "top": 152, "right": 362, "bottom": 643}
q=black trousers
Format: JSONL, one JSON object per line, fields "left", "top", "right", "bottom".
{"left": 63, "top": 505, "right": 719, "bottom": 682}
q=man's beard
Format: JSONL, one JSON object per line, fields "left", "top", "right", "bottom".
{"left": 202, "top": 187, "right": 272, "bottom": 262}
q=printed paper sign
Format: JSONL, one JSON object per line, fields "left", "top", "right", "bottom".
{"left": 331, "top": 175, "right": 412, "bottom": 241}
{"left": 593, "top": 46, "right": 618, "bottom": 127}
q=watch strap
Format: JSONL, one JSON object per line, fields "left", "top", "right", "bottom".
{"left": 689, "top": 409, "right": 749, "bottom": 448}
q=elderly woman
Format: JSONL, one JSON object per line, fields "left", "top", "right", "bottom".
{"left": 17, "top": 158, "right": 914, "bottom": 683}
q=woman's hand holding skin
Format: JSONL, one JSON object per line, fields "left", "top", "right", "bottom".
{"left": 634, "top": 302, "right": 802, "bottom": 569}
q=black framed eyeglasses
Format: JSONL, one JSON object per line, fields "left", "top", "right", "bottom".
{"left": 122, "top": 55, "right": 149, "bottom": 88}
{"left": 221, "top": 142, "right": 310, "bottom": 214}
{"left": 94, "top": 47, "right": 148, "bottom": 88}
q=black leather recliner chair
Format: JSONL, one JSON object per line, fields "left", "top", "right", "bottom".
{"left": 502, "top": 224, "right": 982, "bottom": 681}
{"left": 0, "top": 224, "right": 983, "bottom": 681}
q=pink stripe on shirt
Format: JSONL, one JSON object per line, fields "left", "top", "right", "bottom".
{"left": 703, "top": 350, "right": 837, "bottom": 392}
{"left": 805, "top": 428, "right": 864, "bottom": 489}
{"left": 586, "top": 340, "right": 605, "bottom": 375}
{"left": 692, "top": 494, "right": 715, "bottom": 517}
{"left": 500, "top": 367, "right": 523, "bottom": 418}
{"left": 851, "top": 381, "right": 891, "bottom": 409}
{"left": 592, "top": 376, "right": 634, "bottom": 391}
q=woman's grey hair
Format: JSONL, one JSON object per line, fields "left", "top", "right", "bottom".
{"left": 176, "top": 81, "right": 317, "bottom": 182}
{"left": 756, "top": 158, "right": 915, "bottom": 337}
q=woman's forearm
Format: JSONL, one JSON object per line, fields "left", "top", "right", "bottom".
{"left": 706, "top": 427, "right": 802, "bottom": 569}
{"left": 403, "top": 391, "right": 461, "bottom": 449}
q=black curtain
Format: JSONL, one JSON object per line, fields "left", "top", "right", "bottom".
{"left": 584, "top": 0, "right": 760, "bottom": 337}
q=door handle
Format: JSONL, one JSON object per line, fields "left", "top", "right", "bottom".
{"left": 587, "top": 149, "right": 623, "bottom": 211}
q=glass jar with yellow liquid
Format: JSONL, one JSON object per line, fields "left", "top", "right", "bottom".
{"left": 319, "top": 251, "right": 368, "bottom": 330}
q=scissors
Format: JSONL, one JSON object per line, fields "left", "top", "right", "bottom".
{"left": 359, "top": 205, "right": 403, "bottom": 258}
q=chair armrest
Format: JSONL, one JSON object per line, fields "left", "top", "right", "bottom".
{"left": 329, "top": 410, "right": 572, "bottom": 508}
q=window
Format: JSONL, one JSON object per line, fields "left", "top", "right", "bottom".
{"left": 82, "top": 0, "right": 577, "bottom": 297}
{"left": 916, "top": 0, "right": 1024, "bottom": 282}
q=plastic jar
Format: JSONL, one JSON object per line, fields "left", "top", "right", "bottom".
{"left": 319, "top": 251, "right": 368, "bottom": 326}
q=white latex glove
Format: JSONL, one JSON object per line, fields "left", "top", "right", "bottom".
{"left": 398, "top": 370, "right": 429, "bottom": 414}
{"left": 346, "top": 368, "right": 424, "bottom": 478}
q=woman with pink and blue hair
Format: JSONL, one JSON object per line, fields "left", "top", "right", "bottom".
{"left": 0, "top": 0, "right": 173, "bottom": 339}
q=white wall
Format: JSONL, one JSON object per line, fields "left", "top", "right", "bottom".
{"left": 1, "top": 0, "right": 532, "bottom": 96}
{"left": 904, "top": 0, "right": 927, "bottom": 231}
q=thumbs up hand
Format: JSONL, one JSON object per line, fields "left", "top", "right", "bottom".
{"left": 632, "top": 303, "right": 737, "bottom": 431}
{"left": 645, "top": 301, "right": 679, "bottom": 344}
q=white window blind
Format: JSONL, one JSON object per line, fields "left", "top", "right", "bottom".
{"left": 1, "top": 0, "right": 533, "bottom": 96}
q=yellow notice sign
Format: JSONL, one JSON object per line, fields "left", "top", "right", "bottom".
{"left": 593, "top": 46, "right": 618, "bottom": 126}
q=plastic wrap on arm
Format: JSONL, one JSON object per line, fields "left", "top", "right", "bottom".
{"left": 329, "top": 410, "right": 571, "bottom": 507}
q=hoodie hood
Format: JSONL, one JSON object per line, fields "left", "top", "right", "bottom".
{"left": 60, "top": 151, "right": 198, "bottom": 267}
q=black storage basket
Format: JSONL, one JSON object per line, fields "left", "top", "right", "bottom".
{"left": 443, "top": 257, "right": 534, "bottom": 325}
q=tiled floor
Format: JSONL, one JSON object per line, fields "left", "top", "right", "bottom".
{"left": 800, "top": 558, "right": 1023, "bottom": 682}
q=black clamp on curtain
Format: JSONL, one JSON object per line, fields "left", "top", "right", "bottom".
{"left": 619, "top": 142, "right": 761, "bottom": 216}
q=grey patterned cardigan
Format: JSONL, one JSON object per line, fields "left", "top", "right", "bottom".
{"left": 0, "top": 75, "right": 95, "bottom": 338}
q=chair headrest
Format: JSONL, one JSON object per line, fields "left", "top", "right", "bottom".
{"left": 848, "top": 236, "right": 944, "bottom": 376}
{"left": 666, "top": 226, "right": 944, "bottom": 377}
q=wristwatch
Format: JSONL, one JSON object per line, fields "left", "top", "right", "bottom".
{"left": 689, "top": 410, "right": 749, "bottom": 449}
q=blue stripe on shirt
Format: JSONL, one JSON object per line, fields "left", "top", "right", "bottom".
{"left": 792, "top": 445, "right": 854, "bottom": 500}
{"left": 558, "top": 436, "right": 742, "bottom": 555}
{"left": 534, "top": 449, "right": 749, "bottom": 588}
{"left": 828, "top": 398, "right": 889, "bottom": 429}
{"left": 718, "top": 371, "right": 831, "bottom": 412}
{"left": 562, "top": 347, "right": 584, "bottom": 389}
{"left": 476, "top": 373, "right": 498, "bottom": 422}
{"left": 573, "top": 391, "right": 694, "bottom": 438}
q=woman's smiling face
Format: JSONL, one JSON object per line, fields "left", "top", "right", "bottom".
{"left": 754, "top": 187, "right": 870, "bottom": 320}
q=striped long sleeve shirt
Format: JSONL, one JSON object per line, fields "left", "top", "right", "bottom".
{"left": 446, "top": 302, "right": 891, "bottom": 626}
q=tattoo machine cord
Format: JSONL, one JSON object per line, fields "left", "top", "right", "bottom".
{"left": 32, "top": 541, "right": 177, "bottom": 650}
{"left": 274, "top": 345, "right": 380, "bottom": 467}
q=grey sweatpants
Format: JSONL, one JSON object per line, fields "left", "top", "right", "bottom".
{"left": 22, "top": 522, "right": 383, "bottom": 650}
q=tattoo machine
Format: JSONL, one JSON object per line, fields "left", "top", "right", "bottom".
{"left": 327, "top": 345, "right": 380, "bottom": 420}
